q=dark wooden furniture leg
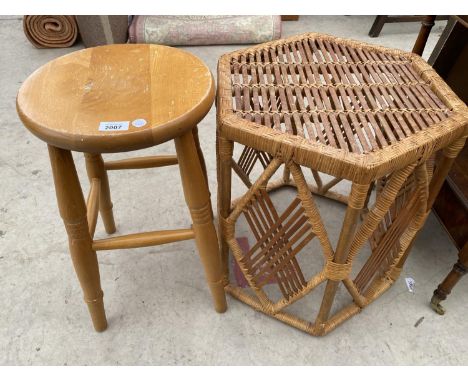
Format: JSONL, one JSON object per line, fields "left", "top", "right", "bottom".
{"left": 369, "top": 16, "right": 387, "bottom": 37}
{"left": 281, "top": 16, "right": 299, "bottom": 21}
{"left": 431, "top": 241, "right": 468, "bottom": 315}
{"left": 412, "top": 16, "right": 437, "bottom": 55}
{"left": 369, "top": 15, "right": 448, "bottom": 38}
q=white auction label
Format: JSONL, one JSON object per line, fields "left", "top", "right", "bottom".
{"left": 132, "top": 118, "right": 147, "bottom": 128}
{"left": 99, "top": 121, "right": 129, "bottom": 131}
{"left": 405, "top": 277, "right": 415, "bottom": 293}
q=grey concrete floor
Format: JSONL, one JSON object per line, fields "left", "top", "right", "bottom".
{"left": 0, "top": 15, "right": 467, "bottom": 365}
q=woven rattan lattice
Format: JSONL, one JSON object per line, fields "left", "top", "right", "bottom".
{"left": 216, "top": 33, "right": 468, "bottom": 336}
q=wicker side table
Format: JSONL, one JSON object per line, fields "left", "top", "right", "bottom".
{"left": 216, "top": 33, "right": 468, "bottom": 336}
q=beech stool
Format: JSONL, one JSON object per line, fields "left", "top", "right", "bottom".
{"left": 17, "top": 44, "right": 227, "bottom": 332}
{"left": 216, "top": 33, "right": 468, "bottom": 336}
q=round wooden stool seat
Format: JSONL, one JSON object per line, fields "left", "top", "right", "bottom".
{"left": 17, "top": 44, "right": 214, "bottom": 153}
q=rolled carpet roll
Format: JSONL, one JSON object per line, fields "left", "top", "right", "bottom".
{"left": 23, "top": 15, "right": 78, "bottom": 48}
{"left": 129, "top": 15, "right": 282, "bottom": 46}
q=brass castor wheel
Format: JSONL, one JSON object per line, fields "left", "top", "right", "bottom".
{"left": 430, "top": 295, "right": 446, "bottom": 315}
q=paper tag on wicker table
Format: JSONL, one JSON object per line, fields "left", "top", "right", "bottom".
{"left": 99, "top": 121, "right": 129, "bottom": 131}
{"left": 405, "top": 277, "right": 415, "bottom": 293}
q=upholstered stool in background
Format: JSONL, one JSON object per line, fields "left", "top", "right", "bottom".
{"left": 216, "top": 33, "right": 467, "bottom": 336}
{"left": 17, "top": 44, "right": 227, "bottom": 332}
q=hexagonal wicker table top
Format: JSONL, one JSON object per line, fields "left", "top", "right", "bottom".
{"left": 217, "top": 33, "right": 468, "bottom": 182}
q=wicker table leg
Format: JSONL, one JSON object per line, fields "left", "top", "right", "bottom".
{"left": 394, "top": 138, "right": 467, "bottom": 270}
{"left": 217, "top": 136, "right": 234, "bottom": 281}
{"left": 48, "top": 145, "right": 107, "bottom": 332}
{"left": 175, "top": 130, "right": 227, "bottom": 313}
{"left": 428, "top": 139, "right": 467, "bottom": 209}
{"left": 315, "top": 182, "right": 370, "bottom": 328}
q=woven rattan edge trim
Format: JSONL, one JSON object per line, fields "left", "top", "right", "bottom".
{"left": 218, "top": 114, "right": 361, "bottom": 174}
{"left": 217, "top": 110, "right": 466, "bottom": 183}
{"left": 411, "top": 54, "right": 468, "bottom": 112}
{"left": 225, "top": 284, "right": 323, "bottom": 336}
{"left": 226, "top": 282, "right": 367, "bottom": 336}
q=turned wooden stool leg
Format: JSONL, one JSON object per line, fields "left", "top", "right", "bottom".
{"left": 192, "top": 127, "right": 209, "bottom": 190}
{"left": 216, "top": 135, "right": 234, "bottom": 282}
{"left": 84, "top": 153, "right": 116, "bottom": 234}
{"left": 431, "top": 241, "right": 468, "bottom": 315}
{"left": 192, "top": 127, "right": 213, "bottom": 220}
{"left": 49, "top": 146, "right": 107, "bottom": 332}
{"left": 175, "top": 130, "right": 227, "bottom": 313}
